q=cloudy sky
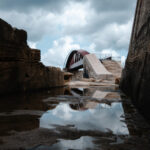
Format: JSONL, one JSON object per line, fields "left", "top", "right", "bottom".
{"left": 0, "top": 0, "right": 137, "bottom": 68}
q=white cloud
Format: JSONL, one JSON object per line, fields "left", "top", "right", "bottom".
{"left": 61, "top": 2, "right": 88, "bottom": 27}
{"left": 101, "top": 49, "right": 119, "bottom": 57}
{"left": 0, "top": 10, "right": 60, "bottom": 41}
{"left": 95, "top": 49, "right": 119, "bottom": 59}
{"left": 28, "top": 41, "right": 37, "bottom": 49}
{"left": 95, "top": 49, "right": 127, "bottom": 67}
{"left": 121, "top": 56, "right": 126, "bottom": 67}
{"left": 88, "top": 43, "right": 96, "bottom": 53}
{"left": 0, "top": 0, "right": 68, "bottom": 13}
{"left": 92, "top": 19, "right": 133, "bottom": 51}
{"left": 0, "top": 0, "right": 137, "bottom": 68}
{"left": 41, "top": 36, "right": 80, "bottom": 68}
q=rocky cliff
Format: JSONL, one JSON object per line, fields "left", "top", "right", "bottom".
{"left": 0, "top": 18, "right": 64, "bottom": 95}
{"left": 120, "top": 0, "right": 150, "bottom": 119}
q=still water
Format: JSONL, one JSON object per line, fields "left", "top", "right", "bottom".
{"left": 40, "top": 102, "right": 128, "bottom": 134}
{"left": 0, "top": 86, "right": 150, "bottom": 150}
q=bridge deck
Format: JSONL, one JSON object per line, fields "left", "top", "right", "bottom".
{"left": 70, "top": 59, "right": 83, "bottom": 70}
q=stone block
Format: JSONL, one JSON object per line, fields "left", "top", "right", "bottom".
{"left": 83, "top": 54, "right": 113, "bottom": 80}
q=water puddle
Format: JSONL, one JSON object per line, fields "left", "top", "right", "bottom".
{"left": 40, "top": 102, "right": 129, "bottom": 135}
{"left": 31, "top": 136, "right": 95, "bottom": 150}
{"left": 0, "top": 87, "right": 150, "bottom": 150}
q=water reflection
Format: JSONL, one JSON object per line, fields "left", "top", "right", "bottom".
{"left": 40, "top": 102, "right": 129, "bottom": 135}
{"left": 1, "top": 86, "right": 150, "bottom": 150}
{"left": 32, "top": 136, "right": 95, "bottom": 150}
{"left": 0, "top": 87, "right": 65, "bottom": 136}
{"left": 70, "top": 88, "right": 121, "bottom": 101}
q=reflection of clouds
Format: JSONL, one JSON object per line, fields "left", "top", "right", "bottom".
{"left": 40, "top": 102, "right": 129, "bottom": 135}
{"left": 57, "top": 136, "right": 94, "bottom": 150}
{"left": 40, "top": 136, "right": 95, "bottom": 150}
{"left": 52, "top": 103, "right": 75, "bottom": 120}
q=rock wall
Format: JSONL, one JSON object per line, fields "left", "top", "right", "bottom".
{"left": 120, "top": 0, "right": 150, "bottom": 119}
{"left": 0, "top": 18, "right": 64, "bottom": 95}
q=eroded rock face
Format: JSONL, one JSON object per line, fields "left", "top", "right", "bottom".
{"left": 120, "top": 0, "right": 150, "bottom": 119}
{"left": 0, "top": 18, "right": 64, "bottom": 95}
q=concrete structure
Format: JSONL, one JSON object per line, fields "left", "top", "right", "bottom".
{"left": 83, "top": 54, "right": 113, "bottom": 80}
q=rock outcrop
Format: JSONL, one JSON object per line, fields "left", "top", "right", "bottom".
{"left": 0, "top": 18, "right": 64, "bottom": 95}
{"left": 120, "top": 0, "right": 150, "bottom": 119}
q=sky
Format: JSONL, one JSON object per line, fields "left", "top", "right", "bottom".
{"left": 0, "top": 0, "right": 137, "bottom": 68}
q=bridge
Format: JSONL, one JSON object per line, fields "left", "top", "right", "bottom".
{"left": 64, "top": 50, "right": 113, "bottom": 80}
{"left": 64, "top": 50, "right": 89, "bottom": 71}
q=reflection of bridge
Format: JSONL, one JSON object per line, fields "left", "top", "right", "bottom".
{"left": 64, "top": 50, "right": 89, "bottom": 71}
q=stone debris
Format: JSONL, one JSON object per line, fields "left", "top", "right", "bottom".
{"left": 83, "top": 54, "right": 113, "bottom": 80}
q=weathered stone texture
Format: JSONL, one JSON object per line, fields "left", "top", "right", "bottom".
{"left": 83, "top": 54, "right": 113, "bottom": 80}
{"left": 101, "top": 59, "right": 122, "bottom": 78}
{"left": 0, "top": 18, "right": 64, "bottom": 95}
{"left": 120, "top": 0, "right": 150, "bottom": 119}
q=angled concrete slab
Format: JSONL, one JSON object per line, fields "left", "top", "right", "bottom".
{"left": 83, "top": 54, "right": 113, "bottom": 80}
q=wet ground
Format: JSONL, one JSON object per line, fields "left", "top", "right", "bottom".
{"left": 0, "top": 85, "right": 150, "bottom": 150}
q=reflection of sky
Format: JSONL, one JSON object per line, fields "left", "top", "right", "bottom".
{"left": 40, "top": 102, "right": 129, "bottom": 135}
{"left": 50, "top": 136, "right": 95, "bottom": 150}
{"left": 33, "top": 136, "right": 95, "bottom": 150}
